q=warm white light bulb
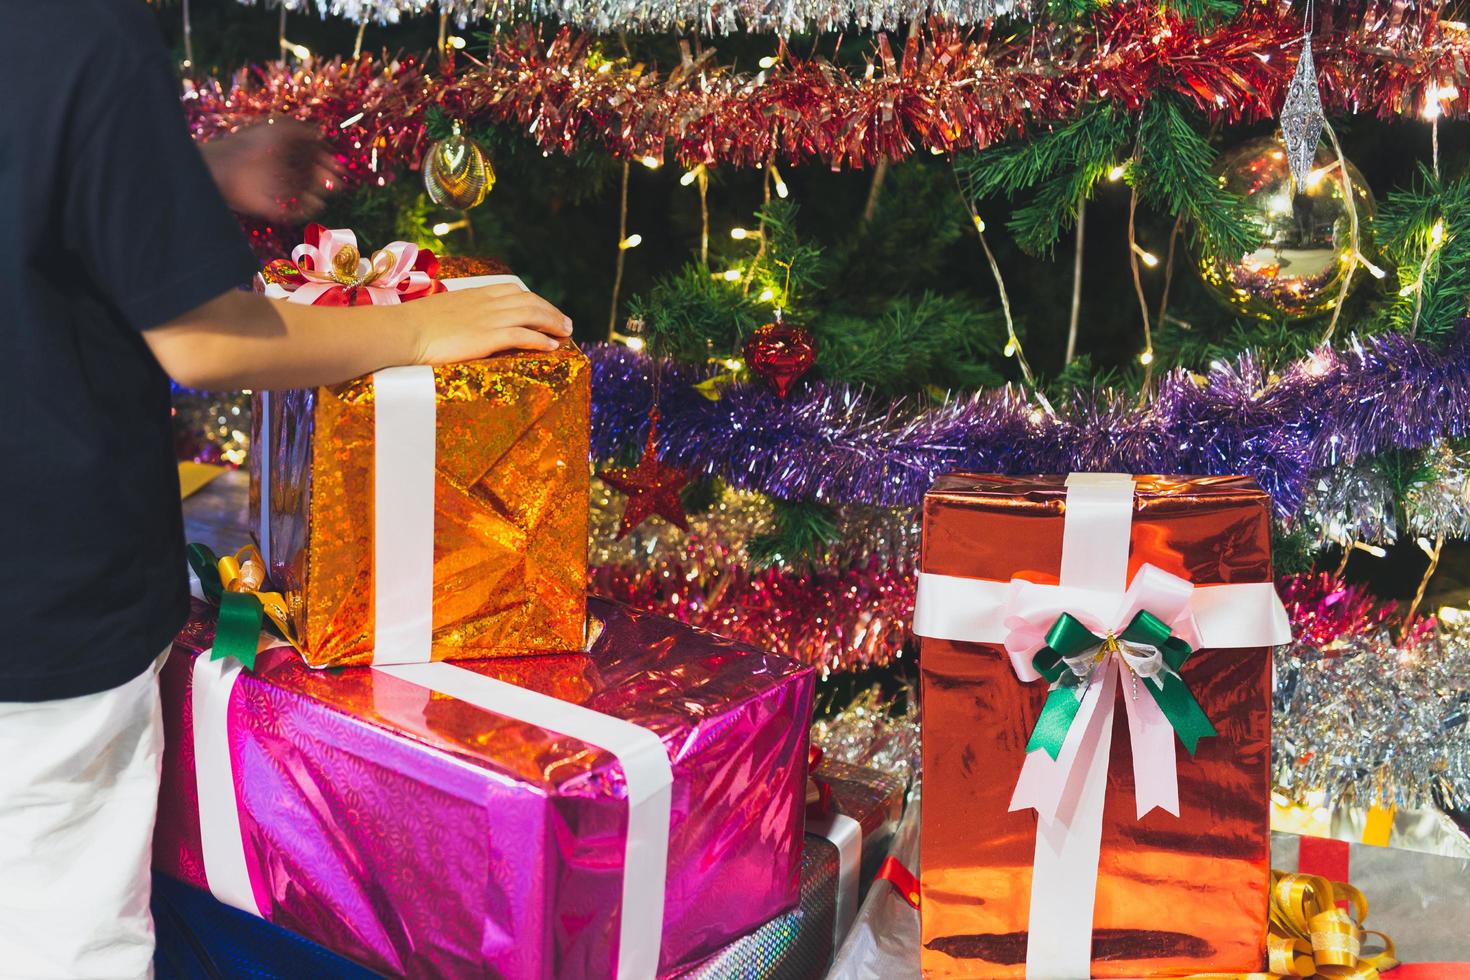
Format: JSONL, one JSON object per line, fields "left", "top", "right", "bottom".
{"left": 1139, "top": 350, "right": 1155, "bottom": 366}
{"left": 758, "top": 288, "right": 776, "bottom": 302}
{"left": 619, "top": 234, "right": 643, "bottom": 249}
{"left": 972, "top": 215, "right": 986, "bottom": 233}
{"left": 722, "top": 269, "right": 743, "bottom": 281}
{"left": 640, "top": 155, "right": 662, "bottom": 169}
{"left": 1431, "top": 219, "right": 1447, "bottom": 247}
{"left": 730, "top": 227, "right": 751, "bottom": 240}
{"left": 1107, "top": 164, "right": 1128, "bottom": 181}
{"left": 758, "top": 55, "right": 777, "bottom": 69}
{"left": 1356, "top": 253, "right": 1387, "bottom": 278}
{"left": 448, "top": 35, "right": 466, "bottom": 49}
{"left": 431, "top": 222, "right": 452, "bottom": 236}
{"left": 680, "top": 168, "right": 699, "bottom": 186}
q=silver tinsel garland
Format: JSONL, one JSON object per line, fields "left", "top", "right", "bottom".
{"left": 1300, "top": 443, "right": 1470, "bottom": 546}
{"left": 810, "top": 685, "right": 921, "bottom": 785}
{"left": 589, "top": 477, "right": 920, "bottom": 571}
{"left": 256, "top": 0, "right": 1026, "bottom": 33}
{"left": 1274, "top": 619, "right": 1470, "bottom": 812}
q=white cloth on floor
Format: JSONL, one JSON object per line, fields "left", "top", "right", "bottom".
{"left": 0, "top": 651, "right": 167, "bottom": 980}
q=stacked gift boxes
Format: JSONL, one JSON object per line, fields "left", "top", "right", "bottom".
{"left": 153, "top": 229, "right": 824, "bottom": 977}
{"left": 153, "top": 755, "right": 905, "bottom": 979}
{"left": 154, "top": 596, "right": 815, "bottom": 977}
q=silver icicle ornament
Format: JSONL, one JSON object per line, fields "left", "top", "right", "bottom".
{"left": 1280, "top": 37, "right": 1326, "bottom": 189}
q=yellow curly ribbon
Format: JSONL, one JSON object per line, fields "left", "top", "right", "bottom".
{"left": 1194, "top": 870, "right": 1397, "bottom": 980}
{"left": 215, "top": 545, "right": 302, "bottom": 654}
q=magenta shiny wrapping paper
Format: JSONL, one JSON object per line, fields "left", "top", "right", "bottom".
{"left": 153, "top": 596, "right": 815, "bottom": 979}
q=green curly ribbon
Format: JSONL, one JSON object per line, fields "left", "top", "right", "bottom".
{"left": 1025, "top": 610, "right": 1217, "bottom": 761}
{"left": 186, "top": 543, "right": 263, "bottom": 672}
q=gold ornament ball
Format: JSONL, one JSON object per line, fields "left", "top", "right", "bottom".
{"left": 1195, "top": 136, "right": 1375, "bottom": 321}
{"left": 423, "top": 130, "right": 495, "bottom": 211}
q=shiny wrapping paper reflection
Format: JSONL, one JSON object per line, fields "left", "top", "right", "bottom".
{"left": 252, "top": 345, "right": 589, "bottom": 666}
{"left": 154, "top": 597, "right": 814, "bottom": 979}
{"left": 918, "top": 475, "right": 1273, "bottom": 979}
{"left": 677, "top": 760, "right": 905, "bottom": 979}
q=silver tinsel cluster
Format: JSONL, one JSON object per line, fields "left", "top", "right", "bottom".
{"left": 810, "top": 685, "right": 921, "bottom": 785}
{"left": 259, "top": 0, "right": 1026, "bottom": 32}
{"left": 1274, "top": 621, "right": 1470, "bottom": 812}
{"left": 1300, "top": 443, "right": 1470, "bottom": 546}
{"left": 589, "top": 477, "right": 920, "bottom": 571}
{"left": 1403, "top": 444, "right": 1470, "bottom": 541}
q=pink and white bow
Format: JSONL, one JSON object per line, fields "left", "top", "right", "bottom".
{"left": 1001, "top": 562, "right": 1204, "bottom": 824}
{"left": 257, "top": 225, "right": 444, "bottom": 307}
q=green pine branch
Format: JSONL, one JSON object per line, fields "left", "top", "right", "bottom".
{"left": 1375, "top": 167, "right": 1470, "bottom": 339}
{"left": 747, "top": 499, "right": 841, "bottom": 568}
{"left": 1045, "top": 0, "right": 1239, "bottom": 23}
{"left": 813, "top": 294, "right": 1008, "bottom": 396}
{"left": 1162, "top": 0, "right": 1241, "bottom": 23}
{"left": 1010, "top": 162, "right": 1112, "bottom": 256}
{"left": 1133, "top": 96, "right": 1259, "bottom": 260}
{"left": 957, "top": 103, "right": 1129, "bottom": 205}
{"left": 626, "top": 265, "right": 768, "bottom": 365}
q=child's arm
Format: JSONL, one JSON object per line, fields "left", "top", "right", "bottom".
{"left": 143, "top": 282, "right": 573, "bottom": 391}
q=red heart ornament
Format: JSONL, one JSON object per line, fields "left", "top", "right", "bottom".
{"left": 743, "top": 319, "right": 816, "bottom": 398}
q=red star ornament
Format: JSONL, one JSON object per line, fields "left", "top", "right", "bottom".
{"left": 599, "top": 414, "right": 690, "bottom": 538}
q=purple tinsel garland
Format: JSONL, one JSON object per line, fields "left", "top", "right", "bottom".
{"left": 589, "top": 322, "right": 1470, "bottom": 515}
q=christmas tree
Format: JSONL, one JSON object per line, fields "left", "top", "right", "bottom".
{"left": 168, "top": 0, "right": 1470, "bottom": 819}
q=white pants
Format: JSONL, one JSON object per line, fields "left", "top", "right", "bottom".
{"left": 0, "top": 654, "right": 166, "bottom": 980}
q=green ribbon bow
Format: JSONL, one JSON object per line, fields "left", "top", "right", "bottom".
{"left": 1025, "top": 609, "right": 1217, "bottom": 761}
{"left": 186, "top": 543, "right": 271, "bottom": 671}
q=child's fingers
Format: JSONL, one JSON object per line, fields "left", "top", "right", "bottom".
{"left": 488, "top": 327, "right": 562, "bottom": 352}
{"left": 480, "top": 294, "right": 571, "bottom": 335}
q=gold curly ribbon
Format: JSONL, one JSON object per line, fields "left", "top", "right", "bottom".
{"left": 215, "top": 545, "right": 301, "bottom": 654}
{"left": 1196, "top": 871, "right": 1398, "bottom": 979}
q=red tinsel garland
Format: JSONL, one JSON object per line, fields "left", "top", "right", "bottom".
{"left": 590, "top": 558, "right": 917, "bottom": 674}
{"left": 186, "top": 2, "right": 1469, "bottom": 175}
{"left": 590, "top": 562, "right": 1435, "bottom": 675}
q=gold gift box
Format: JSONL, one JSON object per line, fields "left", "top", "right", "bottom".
{"left": 251, "top": 345, "right": 589, "bottom": 668}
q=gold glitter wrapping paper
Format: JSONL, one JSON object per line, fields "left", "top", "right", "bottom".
{"left": 252, "top": 346, "right": 590, "bottom": 667}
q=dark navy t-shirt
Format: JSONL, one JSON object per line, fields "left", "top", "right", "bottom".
{"left": 0, "top": 1, "right": 257, "bottom": 700}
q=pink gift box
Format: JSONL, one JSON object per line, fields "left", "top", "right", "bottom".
{"left": 154, "top": 596, "right": 814, "bottom": 978}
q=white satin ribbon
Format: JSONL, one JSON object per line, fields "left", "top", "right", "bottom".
{"left": 254, "top": 273, "right": 529, "bottom": 665}
{"left": 257, "top": 389, "right": 271, "bottom": 566}
{"left": 189, "top": 651, "right": 674, "bottom": 980}
{"left": 808, "top": 810, "right": 864, "bottom": 952}
{"left": 911, "top": 473, "right": 1293, "bottom": 980}
{"left": 376, "top": 662, "right": 673, "bottom": 980}
{"left": 372, "top": 366, "right": 437, "bottom": 664}
{"left": 191, "top": 652, "right": 263, "bottom": 919}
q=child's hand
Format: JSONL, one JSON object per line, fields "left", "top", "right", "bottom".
{"left": 200, "top": 121, "right": 342, "bottom": 221}
{"left": 408, "top": 283, "right": 574, "bottom": 366}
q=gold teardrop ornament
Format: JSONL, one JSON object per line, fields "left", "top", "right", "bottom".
{"left": 423, "top": 130, "right": 495, "bottom": 211}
